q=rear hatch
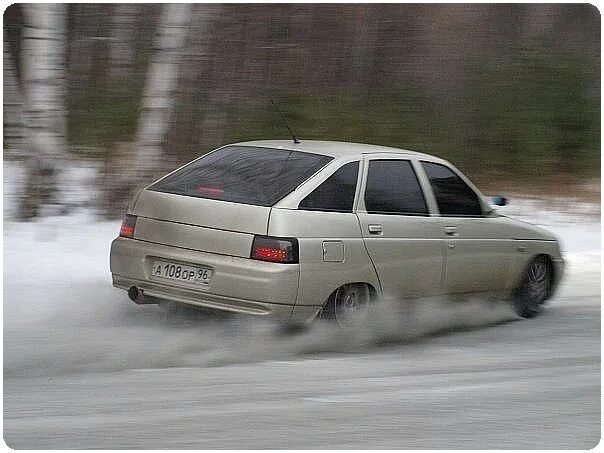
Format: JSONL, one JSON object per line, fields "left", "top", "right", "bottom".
{"left": 131, "top": 145, "right": 332, "bottom": 258}
{"left": 132, "top": 190, "right": 269, "bottom": 257}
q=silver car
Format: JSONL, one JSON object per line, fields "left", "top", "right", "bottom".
{"left": 110, "top": 140, "right": 564, "bottom": 324}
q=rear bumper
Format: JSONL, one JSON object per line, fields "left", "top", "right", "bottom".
{"left": 110, "top": 237, "right": 320, "bottom": 323}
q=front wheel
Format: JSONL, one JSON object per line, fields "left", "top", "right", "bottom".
{"left": 320, "top": 284, "right": 372, "bottom": 327}
{"left": 513, "top": 256, "right": 552, "bottom": 318}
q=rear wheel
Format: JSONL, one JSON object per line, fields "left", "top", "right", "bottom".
{"left": 320, "top": 284, "right": 372, "bottom": 327}
{"left": 513, "top": 256, "right": 551, "bottom": 318}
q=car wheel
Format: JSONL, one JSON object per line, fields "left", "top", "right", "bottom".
{"left": 513, "top": 256, "right": 551, "bottom": 318}
{"left": 320, "top": 283, "right": 372, "bottom": 327}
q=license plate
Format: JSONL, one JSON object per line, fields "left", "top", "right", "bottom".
{"left": 151, "top": 260, "right": 212, "bottom": 285}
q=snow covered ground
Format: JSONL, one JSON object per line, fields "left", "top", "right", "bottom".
{"left": 3, "top": 163, "right": 601, "bottom": 448}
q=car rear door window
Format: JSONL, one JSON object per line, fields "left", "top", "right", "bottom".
{"left": 364, "top": 160, "right": 428, "bottom": 215}
{"left": 149, "top": 146, "right": 333, "bottom": 206}
{"left": 299, "top": 161, "right": 359, "bottom": 213}
{"left": 421, "top": 161, "right": 483, "bottom": 216}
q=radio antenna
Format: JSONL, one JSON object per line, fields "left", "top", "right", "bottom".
{"left": 270, "top": 99, "right": 300, "bottom": 144}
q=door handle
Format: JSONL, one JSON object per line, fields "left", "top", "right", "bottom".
{"left": 444, "top": 226, "right": 458, "bottom": 236}
{"left": 368, "top": 224, "right": 382, "bottom": 235}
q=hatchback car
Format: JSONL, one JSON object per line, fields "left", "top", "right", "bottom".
{"left": 110, "top": 140, "right": 564, "bottom": 324}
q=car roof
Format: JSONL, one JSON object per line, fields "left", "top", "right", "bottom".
{"left": 230, "top": 139, "right": 437, "bottom": 160}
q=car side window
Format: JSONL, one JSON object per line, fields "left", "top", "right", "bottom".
{"left": 421, "top": 161, "right": 483, "bottom": 217}
{"left": 364, "top": 160, "right": 428, "bottom": 215}
{"left": 299, "top": 161, "right": 359, "bottom": 213}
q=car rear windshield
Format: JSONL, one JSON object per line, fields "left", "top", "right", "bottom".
{"left": 148, "top": 146, "right": 333, "bottom": 206}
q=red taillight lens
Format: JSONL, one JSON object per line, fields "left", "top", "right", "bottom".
{"left": 119, "top": 214, "right": 137, "bottom": 238}
{"left": 251, "top": 236, "right": 298, "bottom": 263}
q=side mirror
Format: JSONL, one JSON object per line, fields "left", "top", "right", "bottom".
{"left": 490, "top": 195, "right": 509, "bottom": 206}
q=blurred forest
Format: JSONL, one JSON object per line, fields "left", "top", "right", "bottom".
{"left": 3, "top": 3, "right": 600, "bottom": 219}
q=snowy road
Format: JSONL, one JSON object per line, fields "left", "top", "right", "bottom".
{"left": 3, "top": 198, "right": 600, "bottom": 448}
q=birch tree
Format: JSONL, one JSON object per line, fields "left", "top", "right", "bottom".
{"left": 3, "top": 39, "right": 24, "bottom": 157}
{"left": 20, "top": 4, "right": 67, "bottom": 218}
{"left": 109, "top": 4, "right": 139, "bottom": 80}
{"left": 133, "top": 4, "right": 192, "bottom": 177}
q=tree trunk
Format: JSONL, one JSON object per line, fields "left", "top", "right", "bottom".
{"left": 20, "top": 4, "right": 67, "bottom": 219}
{"left": 133, "top": 4, "right": 191, "bottom": 178}
{"left": 3, "top": 38, "right": 24, "bottom": 158}
{"left": 109, "top": 3, "right": 139, "bottom": 81}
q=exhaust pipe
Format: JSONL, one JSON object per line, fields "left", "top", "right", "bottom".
{"left": 128, "top": 286, "right": 142, "bottom": 303}
{"left": 128, "top": 286, "right": 159, "bottom": 305}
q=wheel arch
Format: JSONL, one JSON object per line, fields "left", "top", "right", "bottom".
{"left": 323, "top": 281, "right": 380, "bottom": 307}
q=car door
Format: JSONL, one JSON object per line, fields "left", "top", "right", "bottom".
{"left": 419, "top": 160, "right": 515, "bottom": 295}
{"left": 356, "top": 154, "right": 444, "bottom": 299}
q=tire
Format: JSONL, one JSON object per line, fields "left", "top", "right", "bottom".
{"left": 320, "top": 283, "right": 372, "bottom": 327}
{"left": 513, "top": 256, "right": 551, "bottom": 318}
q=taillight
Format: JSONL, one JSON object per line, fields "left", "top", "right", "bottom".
{"left": 119, "top": 214, "right": 137, "bottom": 238}
{"left": 251, "top": 236, "right": 298, "bottom": 264}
